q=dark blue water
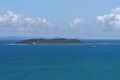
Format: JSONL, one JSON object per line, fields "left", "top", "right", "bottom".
{"left": 0, "top": 40, "right": 120, "bottom": 80}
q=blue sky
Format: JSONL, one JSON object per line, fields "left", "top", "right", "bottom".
{"left": 0, "top": 0, "right": 120, "bottom": 39}
{"left": 0, "top": 0, "right": 119, "bottom": 21}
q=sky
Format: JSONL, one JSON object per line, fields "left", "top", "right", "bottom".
{"left": 0, "top": 0, "right": 120, "bottom": 39}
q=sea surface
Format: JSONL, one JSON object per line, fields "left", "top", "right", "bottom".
{"left": 0, "top": 40, "right": 120, "bottom": 80}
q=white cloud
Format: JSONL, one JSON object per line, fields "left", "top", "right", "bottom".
{"left": 1, "top": 9, "right": 120, "bottom": 39}
{"left": 68, "top": 17, "right": 97, "bottom": 31}
{"left": 68, "top": 17, "right": 85, "bottom": 27}
{"left": 97, "top": 7, "right": 120, "bottom": 29}
{"left": 0, "top": 11, "right": 56, "bottom": 37}
{"left": 0, "top": 11, "right": 52, "bottom": 26}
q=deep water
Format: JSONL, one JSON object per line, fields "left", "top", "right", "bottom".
{"left": 0, "top": 40, "right": 120, "bottom": 80}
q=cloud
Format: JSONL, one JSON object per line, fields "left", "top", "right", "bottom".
{"left": 68, "top": 17, "right": 98, "bottom": 31}
{"left": 68, "top": 18, "right": 85, "bottom": 27}
{"left": 1, "top": 8, "right": 120, "bottom": 39}
{"left": 0, "top": 11, "right": 52, "bottom": 26}
{"left": 97, "top": 7, "right": 120, "bottom": 30}
{"left": 0, "top": 11, "right": 55, "bottom": 37}
{"left": 65, "top": 8, "right": 120, "bottom": 39}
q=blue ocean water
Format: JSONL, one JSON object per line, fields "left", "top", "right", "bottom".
{"left": 0, "top": 40, "right": 120, "bottom": 80}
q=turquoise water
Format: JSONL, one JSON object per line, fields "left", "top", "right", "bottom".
{"left": 0, "top": 40, "right": 120, "bottom": 80}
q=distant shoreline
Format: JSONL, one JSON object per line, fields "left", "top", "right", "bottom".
{"left": 14, "top": 43, "right": 95, "bottom": 46}
{"left": 16, "top": 38, "right": 95, "bottom": 45}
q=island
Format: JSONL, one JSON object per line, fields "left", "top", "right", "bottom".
{"left": 16, "top": 38, "right": 86, "bottom": 45}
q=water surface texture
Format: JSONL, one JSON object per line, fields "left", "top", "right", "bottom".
{"left": 0, "top": 40, "right": 120, "bottom": 80}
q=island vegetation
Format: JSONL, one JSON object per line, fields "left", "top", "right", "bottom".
{"left": 16, "top": 38, "right": 87, "bottom": 45}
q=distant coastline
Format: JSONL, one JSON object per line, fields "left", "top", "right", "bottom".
{"left": 16, "top": 38, "right": 94, "bottom": 45}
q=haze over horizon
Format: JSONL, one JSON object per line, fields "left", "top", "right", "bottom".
{"left": 0, "top": 0, "right": 120, "bottom": 39}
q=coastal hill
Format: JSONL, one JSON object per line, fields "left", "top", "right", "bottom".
{"left": 16, "top": 38, "right": 84, "bottom": 45}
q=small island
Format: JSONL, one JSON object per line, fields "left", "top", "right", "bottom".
{"left": 16, "top": 38, "right": 86, "bottom": 45}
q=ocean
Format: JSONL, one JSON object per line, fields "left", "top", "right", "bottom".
{"left": 0, "top": 40, "right": 120, "bottom": 80}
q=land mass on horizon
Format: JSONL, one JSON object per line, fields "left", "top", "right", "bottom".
{"left": 16, "top": 38, "right": 87, "bottom": 45}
